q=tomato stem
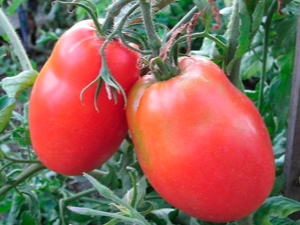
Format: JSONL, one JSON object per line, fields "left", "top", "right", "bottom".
{"left": 80, "top": 3, "right": 139, "bottom": 110}
{"left": 0, "top": 7, "right": 32, "bottom": 71}
{"left": 166, "top": 6, "right": 199, "bottom": 42}
{"left": 258, "top": 0, "right": 278, "bottom": 112}
{"left": 0, "top": 163, "right": 45, "bottom": 197}
{"left": 54, "top": 0, "right": 105, "bottom": 37}
{"left": 138, "top": 0, "right": 162, "bottom": 57}
{"left": 102, "top": 0, "right": 133, "bottom": 33}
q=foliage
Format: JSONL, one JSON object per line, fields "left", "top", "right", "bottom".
{"left": 0, "top": 0, "right": 299, "bottom": 224}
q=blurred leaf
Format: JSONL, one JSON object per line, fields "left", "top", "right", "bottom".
{"left": 269, "top": 50, "right": 293, "bottom": 129}
{"left": 273, "top": 14, "right": 298, "bottom": 55}
{"left": 0, "top": 96, "right": 16, "bottom": 133}
{"left": 241, "top": 47, "right": 273, "bottom": 80}
{"left": 253, "top": 196, "right": 300, "bottom": 225}
{"left": 7, "top": 194, "right": 26, "bottom": 225}
{"left": 7, "top": 0, "right": 23, "bottom": 15}
{"left": 2, "top": 70, "right": 38, "bottom": 98}
{"left": 250, "top": 0, "right": 264, "bottom": 34}
{"left": 270, "top": 217, "right": 300, "bottom": 225}
{"left": 242, "top": 0, "right": 259, "bottom": 14}
{"left": 20, "top": 211, "right": 38, "bottom": 225}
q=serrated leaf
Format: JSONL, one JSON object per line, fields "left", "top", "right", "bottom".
{"left": 233, "top": 12, "right": 251, "bottom": 59}
{"left": 0, "top": 96, "right": 16, "bottom": 133}
{"left": 68, "top": 206, "right": 144, "bottom": 224}
{"left": 251, "top": 0, "right": 264, "bottom": 35}
{"left": 1, "top": 70, "right": 38, "bottom": 98}
{"left": 227, "top": 12, "right": 251, "bottom": 73}
{"left": 253, "top": 196, "right": 300, "bottom": 225}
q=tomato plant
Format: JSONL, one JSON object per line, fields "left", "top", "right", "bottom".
{"left": 29, "top": 19, "right": 140, "bottom": 176}
{"left": 126, "top": 56, "right": 275, "bottom": 222}
{"left": 1, "top": 0, "right": 300, "bottom": 224}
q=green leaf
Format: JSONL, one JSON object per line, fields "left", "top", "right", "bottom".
{"left": 253, "top": 196, "right": 300, "bottom": 225}
{"left": 20, "top": 211, "right": 38, "bottom": 225}
{"left": 273, "top": 14, "right": 298, "bottom": 55}
{"left": 251, "top": 0, "right": 264, "bottom": 35}
{"left": 1, "top": 70, "right": 38, "bottom": 98}
{"left": 242, "top": 0, "right": 259, "bottom": 14}
{"left": 234, "top": 12, "right": 251, "bottom": 58}
{"left": 7, "top": 0, "right": 23, "bottom": 15}
{"left": 226, "top": 11, "right": 251, "bottom": 73}
{"left": 0, "top": 96, "right": 16, "bottom": 133}
{"left": 7, "top": 194, "right": 26, "bottom": 225}
{"left": 68, "top": 206, "right": 144, "bottom": 225}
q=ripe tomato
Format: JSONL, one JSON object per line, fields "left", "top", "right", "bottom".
{"left": 126, "top": 56, "right": 275, "bottom": 222}
{"left": 29, "top": 20, "right": 140, "bottom": 176}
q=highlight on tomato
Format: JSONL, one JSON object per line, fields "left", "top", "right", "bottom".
{"left": 126, "top": 56, "right": 275, "bottom": 223}
{"left": 29, "top": 20, "right": 140, "bottom": 176}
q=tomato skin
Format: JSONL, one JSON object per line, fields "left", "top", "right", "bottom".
{"left": 29, "top": 20, "right": 140, "bottom": 176}
{"left": 126, "top": 56, "right": 275, "bottom": 222}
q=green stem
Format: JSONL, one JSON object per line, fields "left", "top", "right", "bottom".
{"left": 257, "top": 0, "right": 277, "bottom": 112}
{"left": 166, "top": 6, "right": 198, "bottom": 41}
{"left": 169, "top": 31, "right": 226, "bottom": 59}
{"left": 0, "top": 7, "right": 32, "bottom": 71}
{"left": 80, "top": 3, "right": 139, "bottom": 111}
{"left": 102, "top": 0, "right": 133, "bottom": 33}
{"left": 139, "top": 0, "right": 162, "bottom": 56}
{"left": 128, "top": 169, "right": 138, "bottom": 208}
{"left": 59, "top": 188, "right": 97, "bottom": 224}
{"left": 235, "top": 216, "right": 254, "bottom": 225}
{"left": 55, "top": 0, "right": 105, "bottom": 37}
{"left": 3, "top": 153, "right": 40, "bottom": 164}
{"left": 0, "top": 163, "right": 45, "bottom": 197}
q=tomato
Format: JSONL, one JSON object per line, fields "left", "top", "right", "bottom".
{"left": 126, "top": 56, "right": 275, "bottom": 222}
{"left": 29, "top": 20, "right": 140, "bottom": 176}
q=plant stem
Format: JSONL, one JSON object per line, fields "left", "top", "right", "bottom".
{"left": 257, "top": 0, "right": 277, "bottom": 112}
{"left": 0, "top": 163, "right": 45, "bottom": 197}
{"left": 139, "top": 0, "right": 162, "bottom": 57}
{"left": 166, "top": 6, "right": 199, "bottom": 41}
{"left": 55, "top": 1, "right": 105, "bottom": 37}
{"left": 3, "top": 153, "right": 40, "bottom": 164}
{"left": 169, "top": 31, "right": 226, "bottom": 60}
{"left": 0, "top": 7, "right": 32, "bottom": 71}
{"left": 102, "top": 0, "right": 133, "bottom": 33}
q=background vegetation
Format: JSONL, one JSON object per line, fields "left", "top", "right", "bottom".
{"left": 0, "top": 0, "right": 300, "bottom": 224}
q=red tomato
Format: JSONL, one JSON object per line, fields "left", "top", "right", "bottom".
{"left": 29, "top": 20, "right": 140, "bottom": 176}
{"left": 126, "top": 56, "right": 275, "bottom": 222}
